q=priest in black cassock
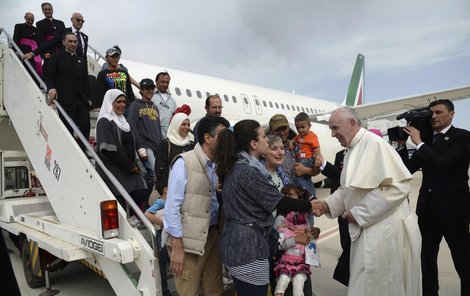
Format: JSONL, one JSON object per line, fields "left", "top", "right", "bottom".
{"left": 13, "top": 12, "right": 44, "bottom": 77}
{"left": 35, "top": 2, "right": 65, "bottom": 72}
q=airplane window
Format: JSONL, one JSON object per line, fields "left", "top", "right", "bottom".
{"left": 232, "top": 96, "right": 237, "bottom": 103}
{"left": 196, "top": 90, "right": 202, "bottom": 98}
{"left": 281, "top": 103, "right": 285, "bottom": 110}
{"left": 175, "top": 87, "right": 181, "bottom": 96}
{"left": 286, "top": 104, "right": 290, "bottom": 110}
{"left": 206, "top": 92, "right": 211, "bottom": 98}
{"left": 255, "top": 99, "right": 260, "bottom": 106}
{"left": 244, "top": 97, "right": 249, "bottom": 104}
{"left": 263, "top": 100, "right": 267, "bottom": 107}
{"left": 275, "top": 102, "right": 279, "bottom": 109}
{"left": 186, "top": 89, "right": 192, "bottom": 97}
{"left": 291, "top": 105, "right": 295, "bottom": 111}
{"left": 269, "top": 101, "right": 273, "bottom": 108}
{"left": 224, "top": 95, "right": 229, "bottom": 102}
{"left": 296, "top": 106, "right": 300, "bottom": 111}
{"left": 301, "top": 107, "right": 305, "bottom": 112}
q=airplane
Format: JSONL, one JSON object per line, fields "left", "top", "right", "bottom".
{"left": 86, "top": 51, "right": 470, "bottom": 183}
{"left": 87, "top": 53, "right": 366, "bottom": 174}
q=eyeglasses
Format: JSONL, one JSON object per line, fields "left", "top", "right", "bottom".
{"left": 74, "top": 18, "right": 85, "bottom": 23}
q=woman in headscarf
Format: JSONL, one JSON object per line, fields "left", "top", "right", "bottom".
{"left": 154, "top": 112, "right": 195, "bottom": 194}
{"left": 95, "top": 89, "right": 147, "bottom": 209}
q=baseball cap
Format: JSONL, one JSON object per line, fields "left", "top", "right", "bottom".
{"left": 140, "top": 78, "right": 156, "bottom": 89}
{"left": 106, "top": 47, "right": 121, "bottom": 56}
{"left": 269, "top": 114, "right": 289, "bottom": 131}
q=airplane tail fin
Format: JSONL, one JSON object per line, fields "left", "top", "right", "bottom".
{"left": 343, "top": 53, "right": 365, "bottom": 106}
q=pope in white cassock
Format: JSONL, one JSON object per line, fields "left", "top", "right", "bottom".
{"left": 315, "top": 107, "right": 422, "bottom": 296}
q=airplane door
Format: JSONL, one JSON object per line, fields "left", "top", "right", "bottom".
{"left": 252, "top": 95, "right": 262, "bottom": 115}
{"left": 240, "top": 93, "right": 252, "bottom": 114}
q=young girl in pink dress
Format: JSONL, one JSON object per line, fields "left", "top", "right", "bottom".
{"left": 274, "top": 184, "right": 314, "bottom": 296}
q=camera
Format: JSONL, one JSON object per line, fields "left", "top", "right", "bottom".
{"left": 388, "top": 107, "right": 433, "bottom": 142}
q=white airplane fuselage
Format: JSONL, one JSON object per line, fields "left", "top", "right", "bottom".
{"left": 123, "top": 59, "right": 345, "bottom": 180}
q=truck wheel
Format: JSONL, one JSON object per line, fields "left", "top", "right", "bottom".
{"left": 21, "top": 239, "right": 45, "bottom": 288}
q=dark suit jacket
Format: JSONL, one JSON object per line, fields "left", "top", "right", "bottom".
{"left": 32, "top": 27, "right": 88, "bottom": 59}
{"left": 44, "top": 51, "right": 90, "bottom": 106}
{"left": 35, "top": 18, "right": 66, "bottom": 57}
{"left": 403, "top": 126, "right": 470, "bottom": 219}
{"left": 13, "top": 23, "right": 44, "bottom": 54}
{"left": 322, "top": 149, "right": 344, "bottom": 194}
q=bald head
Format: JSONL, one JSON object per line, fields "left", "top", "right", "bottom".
{"left": 24, "top": 12, "right": 34, "bottom": 26}
{"left": 71, "top": 12, "right": 84, "bottom": 30}
{"left": 328, "top": 107, "right": 362, "bottom": 147}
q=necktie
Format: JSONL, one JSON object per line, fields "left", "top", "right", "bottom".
{"left": 433, "top": 133, "right": 444, "bottom": 146}
{"left": 76, "top": 31, "right": 83, "bottom": 57}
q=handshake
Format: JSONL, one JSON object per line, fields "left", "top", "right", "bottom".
{"left": 310, "top": 199, "right": 358, "bottom": 224}
{"left": 311, "top": 199, "right": 329, "bottom": 217}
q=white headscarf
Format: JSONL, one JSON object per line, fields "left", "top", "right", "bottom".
{"left": 97, "top": 89, "right": 130, "bottom": 132}
{"left": 167, "top": 112, "right": 193, "bottom": 146}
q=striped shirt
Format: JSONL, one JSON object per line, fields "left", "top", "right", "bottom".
{"left": 226, "top": 259, "right": 270, "bottom": 285}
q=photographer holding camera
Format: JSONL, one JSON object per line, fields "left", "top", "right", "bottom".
{"left": 400, "top": 99, "right": 470, "bottom": 296}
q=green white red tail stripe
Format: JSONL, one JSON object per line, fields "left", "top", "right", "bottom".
{"left": 343, "top": 53, "right": 364, "bottom": 106}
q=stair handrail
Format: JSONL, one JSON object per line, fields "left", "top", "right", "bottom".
{"left": 0, "top": 27, "right": 159, "bottom": 258}
{"left": 0, "top": 27, "right": 48, "bottom": 92}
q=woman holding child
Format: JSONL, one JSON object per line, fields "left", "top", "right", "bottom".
{"left": 215, "top": 120, "right": 320, "bottom": 295}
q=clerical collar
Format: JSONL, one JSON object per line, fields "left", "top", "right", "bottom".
{"left": 65, "top": 49, "right": 76, "bottom": 56}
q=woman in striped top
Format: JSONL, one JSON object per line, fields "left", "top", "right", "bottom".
{"left": 215, "top": 120, "right": 317, "bottom": 295}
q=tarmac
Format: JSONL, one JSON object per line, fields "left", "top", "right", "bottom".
{"left": 6, "top": 171, "right": 461, "bottom": 295}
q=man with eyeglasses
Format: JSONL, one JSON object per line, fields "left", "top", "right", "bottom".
{"left": 192, "top": 95, "right": 224, "bottom": 137}
{"left": 95, "top": 47, "right": 136, "bottom": 108}
{"left": 24, "top": 12, "right": 88, "bottom": 61}
{"left": 152, "top": 72, "right": 177, "bottom": 138}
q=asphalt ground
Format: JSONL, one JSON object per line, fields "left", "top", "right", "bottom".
{"left": 6, "top": 171, "right": 461, "bottom": 295}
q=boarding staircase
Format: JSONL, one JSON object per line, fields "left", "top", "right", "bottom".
{"left": 0, "top": 28, "right": 161, "bottom": 295}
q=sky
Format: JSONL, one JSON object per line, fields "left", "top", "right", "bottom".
{"left": 2, "top": 0, "right": 470, "bottom": 129}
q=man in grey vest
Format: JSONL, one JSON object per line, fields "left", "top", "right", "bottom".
{"left": 163, "top": 115, "right": 230, "bottom": 295}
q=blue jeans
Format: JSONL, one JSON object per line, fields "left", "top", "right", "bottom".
{"left": 157, "top": 230, "right": 171, "bottom": 296}
{"left": 232, "top": 277, "right": 268, "bottom": 296}
{"left": 293, "top": 158, "right": 316, "bottom": 197}
{"left": 142, "top": 148, "right": 156, "bottom": 185}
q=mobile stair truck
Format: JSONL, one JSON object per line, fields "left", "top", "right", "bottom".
{"left": 0, "top": 28, "right": 162, "bottom": 295}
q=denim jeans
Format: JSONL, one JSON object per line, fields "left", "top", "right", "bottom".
{"left": 293, "top": 157, "right": 316, "bottom": 197}
{"left": 157, "top": 230, "right": 171, "bottom": 296}
{"left": 142, "top": 148, "right": 156, "bottom": 185}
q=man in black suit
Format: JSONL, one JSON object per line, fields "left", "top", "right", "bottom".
{"left": 24, "top": 12, "right": 88, "bottom": 61}
{"left": 35, "top": 2, "right": 65, "bottom": 72}
{"left": 44, "top": 32, "right": 91, "bottom": 153}
{"left": 316, "top": 150, "right": 350, "bottom": 286}
{"left": 401, "top": 99, "right": 470, "bottom": 296}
